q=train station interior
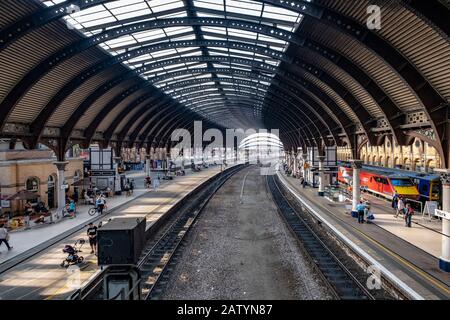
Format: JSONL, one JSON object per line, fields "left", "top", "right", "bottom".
{"left": 0, "top": 0, "right": 449, "bottom": 304}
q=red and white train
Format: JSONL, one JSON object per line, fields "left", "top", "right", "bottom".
{"left": 337, "top": 162, "right": 420, "bottom": 200}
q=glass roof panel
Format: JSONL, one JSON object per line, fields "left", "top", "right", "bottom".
{"left": 40, "top": 0, "right": 307, "bottom": 127}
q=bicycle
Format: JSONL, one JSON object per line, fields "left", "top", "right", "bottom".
{"left": 88, "top": 206, "right": 98, "bottom": 216}
{"left": 88, "top": 204, "right": 108, "bottom": 216}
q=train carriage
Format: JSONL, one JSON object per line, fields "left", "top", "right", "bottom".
{"left": 337, "top": 163, "right": 421, "bottom": 201}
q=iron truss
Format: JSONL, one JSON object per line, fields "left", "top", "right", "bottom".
{"left": 0, "top": 0, "right": 448, "bottom": 166}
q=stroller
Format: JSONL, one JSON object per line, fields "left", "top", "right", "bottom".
{"left": 60, "top": 239, "right": 85, "bottom": 268}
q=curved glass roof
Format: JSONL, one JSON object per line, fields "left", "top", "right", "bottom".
{"left": 41, "top": 0, "right": 309, "bottom": 128}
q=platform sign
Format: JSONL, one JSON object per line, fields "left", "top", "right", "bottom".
{"left": 435, "top": 209, "right": 450, "bottom": 220}
{"left": 1, "top": 200, "right": 10, "bottom": 208}
{"left": 423, "top": 201, "right": 438, "bottom": 220}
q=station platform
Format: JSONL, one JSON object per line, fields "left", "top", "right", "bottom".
{"left": 0, "top": 170, "right": 146, "bottom": 264}
{"left": 0, "top": 165, "right": 225, "bottom": 300}
{"left": 280, "top": 173, "right": 450, "bottom": 300}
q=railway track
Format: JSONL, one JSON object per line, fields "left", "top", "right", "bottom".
{"left": 267, "top": 174, "right": 377, "bottom": 300}
{"left": 140, "top": 164, "right": 245, "bottom": 300}
{"left": 68, "top": 165, "right": 245, "bottom": 300}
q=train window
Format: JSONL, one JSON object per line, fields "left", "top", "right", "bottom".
{"left": 391, "top": 179, "right": 414, "bottom": 187}
{"left": 431, "top": 183, "right": 440, "bottom": 194}
{"left": 382, "top": 178, "right": 388, "bottom": 184}
{"left": 420, "top": 184, "right": 427, "bottom": 193}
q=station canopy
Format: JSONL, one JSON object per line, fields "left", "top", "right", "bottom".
{"left": 0, "top": 0, "right": 448, "bottom": 166}
{"left": 42, "top": 0, "right": 307, "bottom": 129}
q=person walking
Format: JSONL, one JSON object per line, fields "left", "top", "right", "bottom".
{"left": 73, "top": 189, "right": 79, "bottom": 206}
{"left": 356, "top": 201, "right": 366, "bottom": 224}
{"left": 145, "top": 176, "right": 151, "bottom": 189}
{"left": 130, "top": 179, "right": 135, "bottom": 195}
{"left": 101, "top": 193, "right": 107, "bottom": 212}
{"left": 96, "top": 195, "right": 105, "bottom": 215}
{"left": 0, "top": 223, "right": 12, "bottom": 251}
{"left": 405, "top": 203, "right": 414, "bottom": 228}
{"left": 68, "top": 199, "right": 76, "bottom": 218}
{"left": 86, "top": 222, "right": 98, "bottom": 255}
{"left": 395, "top": 196, "right": 405, "bottom": 218}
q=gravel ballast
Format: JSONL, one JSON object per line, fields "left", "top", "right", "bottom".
{"left": 163, "top": 166, "right": 333, "bottom": 300}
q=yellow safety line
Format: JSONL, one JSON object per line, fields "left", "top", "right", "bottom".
{"left": 45, "top": 285, "right": 67, "bottom": 300}
{"left": 284, "top": 176, "right": 450, "bottom": 296}
{"left": 44, "top": 173, "right": 220, "bottom": 300}
{"left": 45, "top": 259, "right": 98, "bottom": 300}
{"left": 351, "top": 226, "right": 450, "bottom": 296}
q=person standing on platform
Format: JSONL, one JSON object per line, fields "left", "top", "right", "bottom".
{"left": 392, "top": 193, "right": 399, "bottom": 214}
{"left": 153, "top": 175, "right": 160, "bottom": 191}
{"left": 24, "top": 201, "right": 33, "bottom": 229}
{"left": 86, "top": 222, "right": 98, "bottom": 255}
{"left": 356, "top": 201, "right": 366, "bottom": 224}
{"left": 396, "top": 196, "right": 405, "bottom": 218}
{"left": 0, "top": 223, "right": 12, "bottom": 251}
{"left": 405, "top": 203, "right": 414, "bottom": 228}
{"left": 73, "top": 189, "right": 79, "bottom": 207}
{"left": 124, "top": 181, "right": 131, "bottom": 197}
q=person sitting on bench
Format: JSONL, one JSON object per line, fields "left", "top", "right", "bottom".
{"left": 34, "top": 201, "right": 48, "bottom": 214}
{"left": 84, "top": 193, "right": 94, "bottom": 205}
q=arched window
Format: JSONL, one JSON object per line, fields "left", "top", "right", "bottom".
{"left": 404, "top": 158, "right": 411, "bottom": 170}
{"left": 26, "top": 177, "right": 39, "bottom": 192}
{"left": 48, "top": 175, "right": 55, "bottom": 184}
{"left": 393, "top": 157, "right": 399, "bottom": 168}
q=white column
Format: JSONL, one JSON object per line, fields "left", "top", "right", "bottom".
{"left": 113, "top": 157, "right": 122, "bottom": 193}
{"left": 293, "top": 154, "right": 298, "bottom": 176}
{"left": 53, "top": 161, "right": 69, "bottom": 221}
{"left": 350, "top": 159, "right": 363, "bottom": 216}
{"left": 145, "top": 156, "right": 151, "bottom": 176}
{"left": 318, "top": 155, "right": 326, "bottom": 196}
{"left": 302, "top": 153, "right": 308, "bottom": 180}
{"left": 438, "top": 170, "right": 450, "bottom": 272}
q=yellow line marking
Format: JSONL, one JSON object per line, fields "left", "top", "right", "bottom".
{"left": 45, "top": 284, "right": 68, "bottom": 300}
{"left": 285, "top": 176, "right": 450, "bottom": 296}
{"left": 351, "top": 226, "right": 450, "bottom": 295}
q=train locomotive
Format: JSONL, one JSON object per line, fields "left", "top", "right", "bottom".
{"left": 337, "top": 162, "right": 441, "bottom": 203}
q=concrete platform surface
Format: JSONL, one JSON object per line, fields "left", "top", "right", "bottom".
{"left": 281, "top": 173, "right": 450, "bottom": 300}
{"left": 0, "top": 166, "right": 224, "bottom": 300}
